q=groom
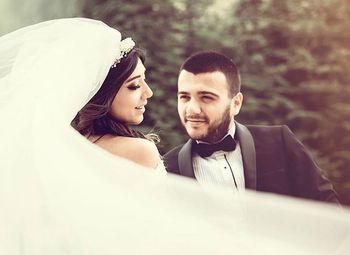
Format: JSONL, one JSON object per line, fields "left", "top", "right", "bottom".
{"left": 164, "top": 50, "right": 338, "bottom": 203}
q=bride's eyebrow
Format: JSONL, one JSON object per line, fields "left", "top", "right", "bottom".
{"left": 125, "top": 75, "right": 141, "bottom": 83}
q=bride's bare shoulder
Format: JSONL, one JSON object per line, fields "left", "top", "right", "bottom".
{"left": 97, "top": 135, "right": 160, "bottom": 168}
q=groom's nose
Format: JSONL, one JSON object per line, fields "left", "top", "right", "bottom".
{"left": 187, "top": 98, "right": 201, "bottom": 114}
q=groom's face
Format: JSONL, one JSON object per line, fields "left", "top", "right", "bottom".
{"left": 177, "top": 70, "right": 242, "bottom": 143}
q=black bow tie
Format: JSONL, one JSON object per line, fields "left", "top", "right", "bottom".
{"left": 192, "top": 135, "right": 236, "bottom": 157}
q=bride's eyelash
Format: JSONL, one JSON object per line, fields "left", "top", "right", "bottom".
{"left": 127, "top": 84, "right": 140, "bottom": 90}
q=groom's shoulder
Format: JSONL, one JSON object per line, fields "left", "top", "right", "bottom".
{"left": 163, "top": 144, "right": 185, "bottom": 174}
{"left": 244, "top": 123, "right": 286, "bottom": 132}
{"left": 243, "top": 123, "right": 290, "bottom": 139}
{"left": 164, "top": 143, "right": 184, "bottom": 159}
{"left": 242, "top": 124, "right": 298, "bottom": 149}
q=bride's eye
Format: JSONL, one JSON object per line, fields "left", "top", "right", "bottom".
{"left": 127, "top": 84, "right": 141, "bottom": 90}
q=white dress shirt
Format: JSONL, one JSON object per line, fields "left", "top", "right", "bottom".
{"left": 192, "top": 124, "right": 245, "bottom": 190}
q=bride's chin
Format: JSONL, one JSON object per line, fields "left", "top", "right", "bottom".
{"left": 129, "top": 117, "right": 144, "bottom": 125}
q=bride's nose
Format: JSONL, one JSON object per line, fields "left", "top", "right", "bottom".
{"left": 143, "top": 82, "right": 153, "bottom": 98}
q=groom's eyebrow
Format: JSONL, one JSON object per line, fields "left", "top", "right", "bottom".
{"left": 198, "top": 91, "right": 218, "bottom": 97}
{"left": 177, "top": 91, "right": 218, "bottom": 97}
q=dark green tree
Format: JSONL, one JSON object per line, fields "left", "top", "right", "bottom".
{"left": 231, "top": 0, "right": 350, "bottom": 204}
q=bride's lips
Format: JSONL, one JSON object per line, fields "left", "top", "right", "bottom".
{"left": 135, "top": 103, "right": 147, "bottom": 112}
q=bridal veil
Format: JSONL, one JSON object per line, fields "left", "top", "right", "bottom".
{"left": 0, "top": 18, "right": 349, "bottom": 255}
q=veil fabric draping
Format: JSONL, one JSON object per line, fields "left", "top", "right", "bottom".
{"left": 0, "top": 18, "right": 349, "bottom": 254}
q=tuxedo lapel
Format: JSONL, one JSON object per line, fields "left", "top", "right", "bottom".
{"left": 236, "top": 122, "right": 257, "bottom": 190}
{"left": 178, "top": 139, "right": 196, "bottom": 179}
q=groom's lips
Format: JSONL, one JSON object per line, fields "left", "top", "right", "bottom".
{"left": 186, "top": 119, "right": 205, "bottom": 122}
{"left": 186, "top": 117, "right": 207, "bottom": 122}
{"left": 185, "top": 119, "right": 207, "bottom": 126}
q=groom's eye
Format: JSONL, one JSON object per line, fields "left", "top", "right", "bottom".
{"left": 179, "top": 95, "right": 190, "bottom": 100}
{"left": 201, "top": 96, "right": 213, "bottom": 102}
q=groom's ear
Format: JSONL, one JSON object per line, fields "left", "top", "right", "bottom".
{"left": 231, "top": 92, "right": 243, "bottom": 116}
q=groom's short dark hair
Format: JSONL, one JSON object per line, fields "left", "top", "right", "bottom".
{"left": 180, "top": 50, "right": 241, "bottom": 96}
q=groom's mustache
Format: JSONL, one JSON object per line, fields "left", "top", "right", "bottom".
{"left": 185, "top": 115, "right": 209, "bottom": 123}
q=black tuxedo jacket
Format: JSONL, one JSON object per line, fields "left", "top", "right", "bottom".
{"left": 164, "top": 122, "right": 338, "bottom": 203}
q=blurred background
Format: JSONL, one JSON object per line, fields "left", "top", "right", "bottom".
{"left": 2, "top": 0, "right": 349, "bottom": 205}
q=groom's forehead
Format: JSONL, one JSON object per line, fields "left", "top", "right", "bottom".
{"left": 178, "top": 70, "right": 227, "bottom": 83}
{"left": 177, "top": 70, "right": 229, "bottom": 92}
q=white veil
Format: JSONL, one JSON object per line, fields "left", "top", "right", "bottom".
{"left": 0, "top": 18, "right": 349, "bottom": 255}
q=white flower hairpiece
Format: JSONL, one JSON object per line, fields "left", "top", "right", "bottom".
{"left": 111, "top": 37, "right": 135, "bottom": 68}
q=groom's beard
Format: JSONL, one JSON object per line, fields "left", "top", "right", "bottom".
{"left": 201, "top": 107, "right": 232, "bottom": 144}
{"left": 184, "top": 106, "right": 232, "bottom": 144}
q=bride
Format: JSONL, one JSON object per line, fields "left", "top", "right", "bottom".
{"left": 71, "top": 38, "right": 164, "bottom": 170}
{"left": 0, "top": 18, "right": 349, "bottom": 255}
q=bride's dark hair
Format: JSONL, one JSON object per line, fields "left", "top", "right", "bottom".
{"left": 71, "top": 47, "right": 149, "bottom": 140}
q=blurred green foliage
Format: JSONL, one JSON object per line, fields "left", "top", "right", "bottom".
{"left": 81, "top": 0, "right": 350, "bottom": 205}
{"left": 230, "top": 0, "right": 350, "bottom": 205}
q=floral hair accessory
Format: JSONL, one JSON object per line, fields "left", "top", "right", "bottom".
{"left": 111, "top": 37, "right": 135, "bottom": 68}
